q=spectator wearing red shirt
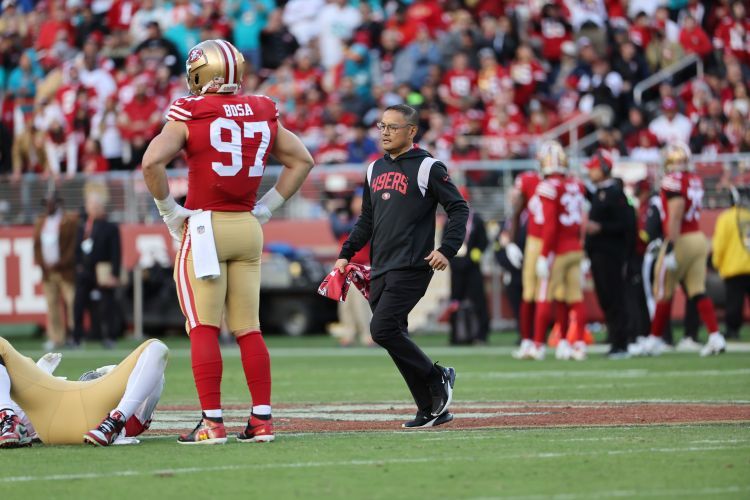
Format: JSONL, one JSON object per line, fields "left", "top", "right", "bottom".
{"left": 691, "top": 118, "right": 732, "bottom": 156}
{"left": 438, "top": 52, "right": 478, "bottom": 116}
{"left": 628, "top": 12, "right": 652, "bottom": 50}
{"left": 679, "top": 15, "right": 713, "bottom": 59}
{"left": 533, "top": 2, "right": 573, "bottom": 65}
{"left": 315, "top": 123, "right": 349, "bottom": 165}
{"left": 36, "top": 3, "right": 73, "bottom": 52}
{"left": 406, "top": 0, "right": 445, "bottom": 38}
{"left": 118, "top": 79, "right": 159, "bottom": 168}
{"left": 713, "top": 1, "right": 750, "bottom": 65}
{"left": 81, "top": 139, "right": 109, "bottom": 173}
{"left": 199, "top": 0, "right": 232, "bottom": 40}
{"left": 509, "top": 44, "right": 547, "bottom": 108}
{"left": 107, "top": 0, "right": 139, "bottom": 32}
{"left": 476, "top": 48, "right": 511, "bottom": 105}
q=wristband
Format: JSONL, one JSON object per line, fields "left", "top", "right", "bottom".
{"left": 154, "top": 194, "right": 177, "bottom": 215}
{"left": 257, "top": 187, "right": 286, "bottom": 212}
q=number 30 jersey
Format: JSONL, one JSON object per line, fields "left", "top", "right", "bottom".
{"left": 536, "top": 174, "right": 585, "bottom": 256}
{"left": 166, "top": 94, "right": 279, "bottom": 211}
{"left": 659, "top": 171, "right": 703, "bottom": 235}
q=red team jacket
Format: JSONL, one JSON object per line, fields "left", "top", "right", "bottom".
{"left": 536, "top": 174, "right": 585, "bottom": 257}
{"left": 166, "top": 94, "right": 280, "bottom": 212}
{"left": 660, "top": 171, "right": 704, "bottom": 235}
{"left": 515, "top": 171, "right": 543, "bottom": 239}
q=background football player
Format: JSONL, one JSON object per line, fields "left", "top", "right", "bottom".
{"left": 0, "top": 337, "right": 167, "bottom": 448}
{"left": 507, "top": 157, "right": 543, "bottom": 359}
{"left": 531, "top": 141, "right": 588, "bottom": 361}
{"left": 141, "top": 39, "right": 315, "bottom": 444}
{"left": 639, "top": 141, "right": 727, "bottom": 357}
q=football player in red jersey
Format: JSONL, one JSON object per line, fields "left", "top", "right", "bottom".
{"left": 639, "top": 142, "right": 727, "bottom": 357}
{"left": 141, "top": 40, "right": 315, "bottom": 444}
{"left": 531, "top": 141, "right": 587, "bottom": 361}
{"left": 507, "top": 165, "right": 542, "bottom": 359}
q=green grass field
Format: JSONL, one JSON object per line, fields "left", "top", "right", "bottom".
{"left": 2, "top": 332, "right": 749, "bottom": 499}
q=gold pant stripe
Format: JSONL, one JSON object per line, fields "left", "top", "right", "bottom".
{"left": 0, "top": 337, "right": 156, "bottom": 444}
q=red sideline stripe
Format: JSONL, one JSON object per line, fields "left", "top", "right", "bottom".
{"left": 182, "top": 235, "right": 198, "bottom": 328}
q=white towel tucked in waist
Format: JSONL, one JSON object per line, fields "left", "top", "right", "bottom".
{"left": 189, "top": 210, "right": 220, "bottom": 280}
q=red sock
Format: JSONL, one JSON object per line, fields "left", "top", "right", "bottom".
{"left": 650, "top": 301, "right": 671, "bottom": 337}
{"left": 555, "top": 302, "right": 569, "bottom": 338}
{"left": 696, "top": 296, "right": 719, "bottom": 334}
{"left": 534, "top": 301, "right": 552, "bottom": 345}
{"left": 236, "top": 331, "right": 271, "bottom": 406}
{"left": 520, "top": 301, "right": 535, "bottom": 340}
{"left": 571, "top": 302, "right": 586, "bottom": 342}
{"left": 190, "top": 325, "right": 222, "bottom": 411}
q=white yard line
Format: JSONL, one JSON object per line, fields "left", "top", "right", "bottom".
{"left": 2, "top": 445, "right": 747, "bottom": 484}
{"left": 473, "top": 485, "right": 750, "bottom": 500}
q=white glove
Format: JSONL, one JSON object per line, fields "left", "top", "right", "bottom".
{"left": 154, "top": 194, "right": 202, "bottom": 242}
{"left": 252, "top": 187, "right": 286, "bottom": 225}
{"left": 663, "top": 251, "right": 678, "bottom": 271}
{"left": 662, "top": 241, "right": 678, "bottom": 271}
{"left": 37, "top": 352, "right": 62, "bottom": 374}
{"left": 505, "top": 242, "right": 523, "bottom": 269}
{"left": 536, "top": 255, "right": 550, "bottom": 279}
{"left": 251, "top": 203, "right": 273, "bottom": 225}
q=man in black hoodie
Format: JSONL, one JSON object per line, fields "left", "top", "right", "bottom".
{"left": 335, "top": 104, "right": 469, "bottom": 429}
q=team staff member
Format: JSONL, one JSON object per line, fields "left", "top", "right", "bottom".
{"left": 584, "top": 150, "right": 633, "bottom": 358}
{"left": 142, "top": 39, "right": 315, "bottom": 444}
{"left": 335, "top": 104, "right": 469, "bottom": 429}
{"left": 712, "top": 187, "right": 750, "bottom": 340}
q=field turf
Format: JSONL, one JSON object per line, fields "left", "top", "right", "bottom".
{"left": 1, "top": 331, "right": 749, "bottom": 499}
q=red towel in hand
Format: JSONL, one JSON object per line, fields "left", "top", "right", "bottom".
{"left": 318, "top": 263, "right": 371, "bottom": 302}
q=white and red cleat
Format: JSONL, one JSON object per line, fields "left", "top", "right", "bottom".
{"left": 237, "top": 414, "right": 275, "bottom": 443}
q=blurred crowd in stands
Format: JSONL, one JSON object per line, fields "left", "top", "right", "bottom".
{"left": 1, "top": 0, "right": 750, "bottom": 181}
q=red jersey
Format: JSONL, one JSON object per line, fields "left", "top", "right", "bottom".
{"left": 515, "top": 171, "right": 543, "bottom": 239}
{"left": 536, "top": 174, "right": 585, "bottom": 256}
{"left": 659, "top": 171, "right": 703, "bottom": 235}
{"left": 166, "top": 94, "right": 279, "bottom": 212}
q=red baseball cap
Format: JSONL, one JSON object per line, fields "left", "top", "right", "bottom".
{"left": 585, "top": 149, "right": 614, "bottom": 172}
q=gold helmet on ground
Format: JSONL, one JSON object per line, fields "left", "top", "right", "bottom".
{"left": 537, "top": 140, "right": 568, "bottom": 176}
{"left": 663, "top": 140, "right": 691, "bottom": 172}
{"left": 185, "top": 39, "right": 245, "bottom": 95}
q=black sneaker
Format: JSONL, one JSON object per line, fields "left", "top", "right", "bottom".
{"left": 428, "top": 364, "right": 456, "bottom": 416}
{"left": 402, "top": 410, "right": 454, "bottom": 429}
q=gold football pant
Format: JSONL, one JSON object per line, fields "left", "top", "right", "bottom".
{"left": 0, "top": 337, "right": 156, "bottom": 444}
{"left": 174, "top": 211, "right": 263, "bottom": 335}
{"left": 538, "top": 251, "right": 584, "bottom": 304}
{"left": 653, "top": 231, "right": 708, "bottom": 300}
{"left": 522, "top": 236, "right": 542, "bottom": 302}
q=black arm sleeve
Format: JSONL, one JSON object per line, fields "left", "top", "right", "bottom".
{"left": 338, "top": 181, "right": 373, "bottom": 260}
{"left": 645, "top": 201, "right": 663, "bottom": 241}
{"left": 430, "top": 162, "right": 469, "bottom": 259}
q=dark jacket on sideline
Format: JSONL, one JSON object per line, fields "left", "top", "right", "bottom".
{"left": 340, "top": 147, "right": 469, "bottom": 278}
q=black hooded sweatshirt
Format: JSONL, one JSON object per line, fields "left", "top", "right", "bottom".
{"left": 339, "top": 147, "right": 470, "bottom": 279}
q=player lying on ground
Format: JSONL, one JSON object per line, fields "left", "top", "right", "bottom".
{"left": 0, "top": 337, "right": 168, "bottom": 447}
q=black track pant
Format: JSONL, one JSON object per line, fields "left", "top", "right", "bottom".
{"left": 590, "top": 252, "right": 629, "bottom": 351}
{"left": 724, "top": 274, "right": 750, "bottom": 338}
{"left": 73, "top": 279, "right": 116, "bottom": 344}
{"left": 369, "top": 268, "right": 436, "bottom": 412}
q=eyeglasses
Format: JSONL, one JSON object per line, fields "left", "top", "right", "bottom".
{"left": 376, "top": 122, "right": 414, "bottom": 132}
